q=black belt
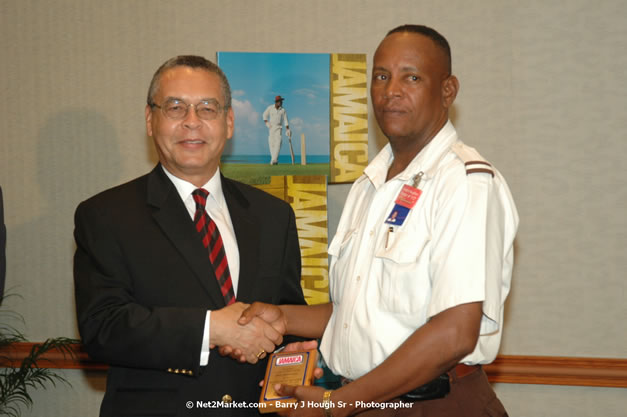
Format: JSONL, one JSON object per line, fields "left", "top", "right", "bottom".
{"left": 341, "top": 364, "right": 480, "bottom": 402}
{"left": 399, "top": 364, "right": 480, "bottom": 402}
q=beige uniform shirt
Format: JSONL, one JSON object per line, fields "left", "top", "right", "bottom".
{"left": 320, "top": 121, "right": 519, "bottom": 380}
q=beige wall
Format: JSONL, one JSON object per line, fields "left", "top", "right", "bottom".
{"left": 1, "top": 0, "right": 625, "bottom": 415}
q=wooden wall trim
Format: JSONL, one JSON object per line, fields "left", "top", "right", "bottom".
{"left": 484, "top": 355, "right": 627, "bottom": 388}
{"left": 1, "top": 343, "right": 626, "bottom": 388}
{"left": 0, "top": 342, "right": 108, "bottom": 371}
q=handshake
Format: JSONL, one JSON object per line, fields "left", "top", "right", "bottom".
{"left": 210, "top": 301, "right": 311, "bottom": 364}
{"left": 211, "top": 302, "right": 330, "bottom": 416}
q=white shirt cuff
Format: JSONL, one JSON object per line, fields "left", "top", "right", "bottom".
{"left": 200, "top": 310, "right": 211, "bottom": 366}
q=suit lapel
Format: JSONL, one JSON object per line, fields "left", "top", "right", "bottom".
{"left": 221, "top": 176, "right": 260, "bottom": 302}
{"left": 146, "top": 166, "right": 226, "bottom": 308}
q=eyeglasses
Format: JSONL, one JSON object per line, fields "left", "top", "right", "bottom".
{"left": 151, "top": 98, "right": 224, "bottom": 121}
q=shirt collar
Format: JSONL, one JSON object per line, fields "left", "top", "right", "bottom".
{"left": 161, "top": 166, "right": 226, "bottom": 209}
{"left": 364, "top": 120, "right": 458, "bottom": 188}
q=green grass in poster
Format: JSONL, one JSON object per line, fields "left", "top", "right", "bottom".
{"left": 221, "top": 163, "right": 330, "bottom": 185}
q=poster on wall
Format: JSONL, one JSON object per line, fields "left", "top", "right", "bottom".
{"left": 253, "top": 175, "right": 329, "bottom": 305}
{"left": 217, "top": 52, "right": 368, "bottom": 184}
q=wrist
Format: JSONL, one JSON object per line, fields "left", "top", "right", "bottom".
{"left": 277, "top": 305, "right": 290, "bottom": 334}
{"left": 209, "top": 306, "right": 235, "bottom": 347}
{"left": 322, "top": 390, "right": 333, "bottom": 417}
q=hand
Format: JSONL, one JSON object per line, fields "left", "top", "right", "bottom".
{"left": 219, "top": 302, "right": 288, "bottom": 362}
{"left": 210, "top": 302, "right": 283, "bottom": 364}
{"left": 257, "top": 340, "right": 324, "bottom": 387}
{"left": 274, "top": 385, "right": 331, "bottom": 417}
{"left": 282, "top": 340, "right": 324, "bottom": 379}
{"left": 238, "top": 302, "right": 287, "bottom": 334}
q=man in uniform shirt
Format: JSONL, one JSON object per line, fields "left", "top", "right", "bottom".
{"left": 262, "top": 95, "right": 290, "bottom": 165}
{"left": 234, "top": 24, "right": 518, "bottom": 417}
{"left": 74, "top": 55, "right": 305, "bottom": 416}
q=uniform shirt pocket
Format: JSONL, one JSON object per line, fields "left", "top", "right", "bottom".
{"left": 374, "top": 230, "right": 431, "bottom": 315}
{"left": 376, "top": 228, "right": 430, "bottom": 263}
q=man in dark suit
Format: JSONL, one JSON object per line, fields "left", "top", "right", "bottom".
{"left": 74, "top": 55, "right": 305, "bottom": 416}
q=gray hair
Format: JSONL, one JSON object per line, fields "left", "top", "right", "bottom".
{"left": 146, "top": 55, "right": 232, "bottom": 109}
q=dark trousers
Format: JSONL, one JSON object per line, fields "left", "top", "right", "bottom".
{"left": 355, "top": 368, "right": 508, "bottom": 417}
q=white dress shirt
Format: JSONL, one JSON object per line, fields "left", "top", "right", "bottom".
{"left": 162, "top": 166, "right": 240, "bottom": 365}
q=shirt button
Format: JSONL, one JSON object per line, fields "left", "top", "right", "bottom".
{"left": 369, "top": 230, "right": 374, "bottom": 236}
{"left": 343, "top": 323, "right": 348, "bottom": 329}
{"left": 356, "top": 275, "right": 361, "bottom": 282}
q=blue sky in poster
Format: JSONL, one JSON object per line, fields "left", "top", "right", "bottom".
{"left": 217, "top": 52, "right": 330, "bottom": 162}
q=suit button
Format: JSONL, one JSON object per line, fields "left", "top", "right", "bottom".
{"left": 167, "top": 368, "right": 173, "bottom": 373}
{"left": 222, "top": 394, "right": 232, "bottom": 403}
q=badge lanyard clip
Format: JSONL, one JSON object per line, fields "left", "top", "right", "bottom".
{"left": 412, "top": 172, "right": 424, "bottom": 188}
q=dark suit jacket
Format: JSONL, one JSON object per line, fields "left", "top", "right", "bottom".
{"left": 74, "top": 165, "right": 305, "bottom": 416}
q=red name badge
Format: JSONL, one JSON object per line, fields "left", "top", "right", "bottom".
{"left": 395, "top": 185, "right": 422, "bottom": 209}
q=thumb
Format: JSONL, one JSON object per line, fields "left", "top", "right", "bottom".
{"left": 237, "top": 305, "right": 257, "bottom": 325}
{"left": 275, "top": 383, "right": 297, "bottom": 398}
{"left": 313, "top": 367, "right": 324, "bottom": 380}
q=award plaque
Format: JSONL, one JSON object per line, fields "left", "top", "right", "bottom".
{"left": 259, "top": 349, "right": 318, "bottom": 413}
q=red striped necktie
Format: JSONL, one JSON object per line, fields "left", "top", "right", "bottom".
{"left": 192, "top": 188, "right": 235, "bottom": 305}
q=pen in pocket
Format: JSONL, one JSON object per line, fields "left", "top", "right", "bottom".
{"left": 386, "top": 226, "right": 394, "bottom": 249}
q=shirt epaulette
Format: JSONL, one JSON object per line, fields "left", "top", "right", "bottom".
{"left": 451, "top": 143, "right": 494, "bottom": 177}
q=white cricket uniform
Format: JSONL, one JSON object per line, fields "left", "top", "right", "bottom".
{"left": 262, "top": 104, "right": 289, "bottom": 164}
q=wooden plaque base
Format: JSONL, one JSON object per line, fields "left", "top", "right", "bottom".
{"left": 259, "top": 349, "right": 318, "bottom": 413}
